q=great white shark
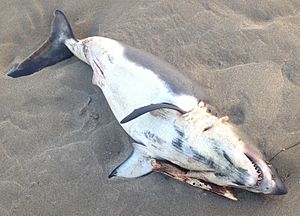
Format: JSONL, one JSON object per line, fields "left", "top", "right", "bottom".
{"left": 7, "top": 10, "right": 287, "bottom": 200}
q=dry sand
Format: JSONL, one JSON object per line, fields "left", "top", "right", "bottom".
{"left": 1, "top": 0, "right": 300, "bottom": 215}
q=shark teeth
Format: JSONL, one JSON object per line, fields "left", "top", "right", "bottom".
{"left": 246, "top": 155, "right": 264, "bottom": 185}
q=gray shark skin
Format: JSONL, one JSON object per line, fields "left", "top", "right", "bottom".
{"left": 7, "top": 10, "right": 287, "bottom": 199}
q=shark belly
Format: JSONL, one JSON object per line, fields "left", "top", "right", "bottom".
{"left": 79, "top": 37, "right": 210, "bottom": 170}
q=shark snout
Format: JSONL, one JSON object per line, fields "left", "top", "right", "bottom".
{"left": 268, "top": 166, "right": 288, "bottom": 195}
{"left": 270, "top": 179, "right": 287, "bottom": 195}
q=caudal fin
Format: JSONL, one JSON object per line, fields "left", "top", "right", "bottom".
{"left": 7, "top": 10, "right": 75, "bottom": 78}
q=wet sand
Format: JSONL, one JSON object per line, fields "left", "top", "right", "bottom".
{"left": 0, "top": 1, "right": 300, "bottom": 215}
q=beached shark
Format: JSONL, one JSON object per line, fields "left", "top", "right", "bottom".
{"left": 7, "top": 10, "right": 287, "bottom": 200}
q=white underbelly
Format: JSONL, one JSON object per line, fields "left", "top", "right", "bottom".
{"left": 85, "top": 38, "right": 202, "bottom": 168}
{"left": 99, "top": 63, "right": 177, "bottom": 122}
{"left": 124, "top": 114, "right": 210, "bottom": 171}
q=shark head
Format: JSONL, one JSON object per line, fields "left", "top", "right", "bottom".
{"left": 189, "top": 114, "right": 287, "bottom": 195}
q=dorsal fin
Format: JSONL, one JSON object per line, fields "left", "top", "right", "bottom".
{"left": 120, "top": 102, "right": 186, "bottom": 124}
{"left": 7, "top": 10, "right": 75, "bottom": 78}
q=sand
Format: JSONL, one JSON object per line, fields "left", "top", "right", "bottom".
{"left": 0, "top": 0, "right": 300, "bottom": 215}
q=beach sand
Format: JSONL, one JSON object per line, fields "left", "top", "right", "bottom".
{"left": 0, "top": 1, "right": 300, "bottom": 215}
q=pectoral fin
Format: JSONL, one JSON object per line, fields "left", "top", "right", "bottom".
{"left": 109, "top": 146, "right": 152, "bottom": 178}
{"left": 120, "top": 103, "right": 186, "bottom": 124}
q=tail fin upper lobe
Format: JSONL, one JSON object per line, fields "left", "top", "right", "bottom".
{"left": 7, "top": 10, "right": 74, "bottom": 78}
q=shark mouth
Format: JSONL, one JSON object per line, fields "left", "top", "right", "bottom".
{"left": 245, "top": 154, "right": 264, "bottom": 185}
